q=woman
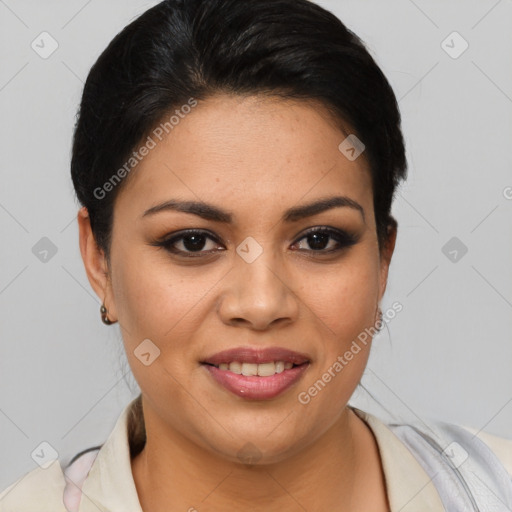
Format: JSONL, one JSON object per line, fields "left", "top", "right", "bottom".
{"left": 1, "top": 0, "right": 511, "bottom": 510}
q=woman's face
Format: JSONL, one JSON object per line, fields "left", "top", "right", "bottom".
{"left": 81, "top": 93, "right": 395, "bottom": 463}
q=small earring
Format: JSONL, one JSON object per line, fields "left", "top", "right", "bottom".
{"left": 375, "top": 308, "right": 384, "bottom": 332}
{"left": 100, "top": 303, "right": 113, "bottom": 325}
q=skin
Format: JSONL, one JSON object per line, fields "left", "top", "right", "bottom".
{"left": 78, "top": 93, "right": 396, "bottom": 511}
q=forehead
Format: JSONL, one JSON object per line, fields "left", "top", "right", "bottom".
{"left": 115, "top": 94, "right": 373, "bottom": 221}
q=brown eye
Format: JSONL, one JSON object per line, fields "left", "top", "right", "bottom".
{"left": 293, "top": 227, "right": 358, "bottom": 253}
{"left": 178, "top": 233, "right": 210, "bottom": 252}
{"left": 151, "top": 229, "right": 224, "bottom": 257}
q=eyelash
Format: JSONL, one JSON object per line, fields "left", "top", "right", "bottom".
{"left": 150, "top": 226, "right": 359, "bottom": 259}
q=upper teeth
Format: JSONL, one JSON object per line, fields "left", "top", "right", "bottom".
{"left": 217, "top": 361, "right": 294, "bottom": 376}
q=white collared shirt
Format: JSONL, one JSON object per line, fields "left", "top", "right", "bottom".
{"left": 1, "top": 398, "right": 511, "bottom": 511}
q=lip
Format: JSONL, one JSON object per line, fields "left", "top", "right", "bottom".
{"left": 201, "top": 346, "right": 311, "bottom": 400}
{"left": 201, "top": 346, "right": 310, "bottom": 366}
{"left": 203, "top": 364, "right": 309, "bottom": 400}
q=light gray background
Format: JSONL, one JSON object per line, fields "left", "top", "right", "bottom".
{"left": 1, "top": 0, "right": 511, "bottom": 491}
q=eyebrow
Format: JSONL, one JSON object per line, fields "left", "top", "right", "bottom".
{"left": 142, "top": 195, "right": 365, "bottom": 223}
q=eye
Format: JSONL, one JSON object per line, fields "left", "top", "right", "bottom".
{"left": 151, "top": 229, "right": 224, "bottom": 258}
{"left": 151, "top": 226, "right": 359, "bottom": 259}
{"left": 292, "top": 227, "right": 358, "bottom": 253}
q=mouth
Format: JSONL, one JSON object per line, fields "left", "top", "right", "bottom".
{"left": 201, "top": 347, "right": 311, "bottom": 400}
{"left": 204, "top": 360, "right": 301, "bottom": 375}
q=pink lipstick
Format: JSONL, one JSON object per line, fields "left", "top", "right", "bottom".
{"left": 201, "top": 347, "right": 310, "bottom": 400}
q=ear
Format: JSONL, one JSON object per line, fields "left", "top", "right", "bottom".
{"left": 378, "top": 219, "right": 397, "bottom": 303}
{"left": 77, "top": 206, "right": 117, "bottom": 321}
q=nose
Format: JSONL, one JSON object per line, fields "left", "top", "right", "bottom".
{"left": 216, "top": 247, "right": 300, "bottom": 331}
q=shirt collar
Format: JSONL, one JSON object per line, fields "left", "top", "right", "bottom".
{"left": 352, "top": 406, "right": 445, "bottom": 511}
{"left": 79, "top": 398, "right": 144, "bottom": 512}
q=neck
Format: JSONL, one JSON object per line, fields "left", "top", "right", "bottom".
{"left": 131, "top": 405, "right": 388, "bottom": 511}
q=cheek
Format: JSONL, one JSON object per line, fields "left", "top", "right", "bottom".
{"left": 110, "top": 246, "right": 223, "bottom": 383}
{"left": 295, "top": 251, "right": 380, "bottom": 403}
{"left": 111, "top": 255, "right": 201, "bottom": 402}
{"left": 294, "top": 275, "right": 378, "bottom": 424}
{"left": 303, "top": 254, "right": 380, "bottom": 345}
{"left": 109, "top": 248, "right": 190, "bottom": 349}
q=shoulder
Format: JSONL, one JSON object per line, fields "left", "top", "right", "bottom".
{"left": 353, "top": 406, "right": 512, "bottom": 479}
{"left": 460, "top": 424, "right": 512, "bottom": 478}
{"left": 0, "top": 460, "right": 67, "bottom": 512}
{"left": 1, "top": 399, "right": 139, "bottom": 512}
